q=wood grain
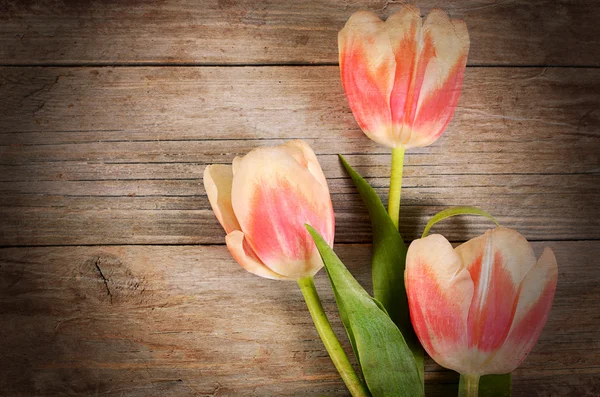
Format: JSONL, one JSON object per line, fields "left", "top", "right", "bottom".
{"left": 0, "top": 0, "right": 599, "bottom": 66}
{"left": 1, "top": 0, "right": 598, "bottom": 395}
{"left": 1, "top": 66, "right": 598, "bottom": 246}
{"left": 0, "top": 242, "right": 597, "bottom": 396}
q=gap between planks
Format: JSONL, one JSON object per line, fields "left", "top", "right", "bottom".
{"left": 1, "top": 63, "right": 600, "bottom": 68}
{"left": 1, "top": 239, "right": 598, "bottom": 250}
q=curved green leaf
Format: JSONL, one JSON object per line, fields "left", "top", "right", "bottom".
{"left": 422, "top": 206, "right": 499, "bottom": 238}
{"left": 339, "top": 155, "right": 423, "bottom": 384}
{"left": 307, "top": 225, "right": 423, "bottom": 397}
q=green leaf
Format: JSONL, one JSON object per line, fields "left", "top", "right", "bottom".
{"left": 339, "top": 155, "right": 424, "bottom": 382}
{"left": 422, "top": 206, "right": 499, "bottom": 238}
{"left": 307, "top": 225, "right": 423, "bottom": 397}
{"left": 459, "top": 374, "right": 511, "bottom": 397}
{"left": 330, "top": 281, "right": 360, "bottom": 368}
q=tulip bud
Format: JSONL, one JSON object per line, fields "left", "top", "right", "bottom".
{"left": 405, "top": 227, "right": 557, "bottom": 376}
{"left": 339, "top": 6, "right": 469, "bottom": 149}
{"left": 203, "top": 140, "right": 335, "bottom": 280}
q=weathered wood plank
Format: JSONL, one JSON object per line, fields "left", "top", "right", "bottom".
{"left": 0, "top": 173, "right": 597, "bottom": 245}
{"left": 1, "top": 67, "right": 598, "bottom": 144}
{"left": 0, "top": 66, "right": 598, "bottom": 245}
{"left": 0, "top": 242, "right": 598, "bottom": 396}
{"left": 0, "top": 0, "right": 599, "bottom": 66}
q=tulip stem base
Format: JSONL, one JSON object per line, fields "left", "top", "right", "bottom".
{"left": 459, "top": 374, "right": 480, "bottom": 397}
{"left": 388, "top": 146, "right": 405, "bottom": 230}
{"left": 297, "top": 276, "right": 370, "bottom": 397}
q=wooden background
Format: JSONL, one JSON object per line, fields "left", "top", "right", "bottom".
{"left": 1, "top": 1, "right": 599, "bottom": 396}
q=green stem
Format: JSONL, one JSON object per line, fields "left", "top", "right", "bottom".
{"left": 388, "top": 146, "right": 425, "bottom": 386}
{"left": 297, "top": 276, "right": 370, "bottom": 397}
{"left": 459, "top": 374, "right": 480, "bottom": 397}
{"left": 387, "top": 146, "right": 405, "bottom": 230}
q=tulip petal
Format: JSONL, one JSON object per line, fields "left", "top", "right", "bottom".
{"left": 408, "top": 9, "right": 469, "bottom": 148}
{"left": 386, "top": 5, "right": 422, "bottom": 145}
{"left": 456, "top": 228, "right": 537, "bottom": 369}
{"left": 203, "top": 164, "right": 241, "bottom": 234}
{"left": 282, "top": 140, "right": 329, "bottom": 191}
{"left": 232, "top": 156, "right": 242, "bottom": 176}
{"left": 484, "top": 248, "right": 558, "bottom": 374}
{"left": 339, "top": 11, "right": 396, "bottom": 147}
{"left": 231, "top": 145, "right": 333, "bottom": 279}
{"left": 406, "top": 234, "right": 474, "bottom": 373}
{"left": 225, "top": 230, "right": 290, "bottom": 280}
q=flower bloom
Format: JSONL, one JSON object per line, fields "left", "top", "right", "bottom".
{"left": 203, "top": 140, "right": 335, "bottom": 280}
{"left": 338, "top": 6, "right": 469, "bottom": 149}
{"left": 405, "top": 227, "right": 558, "bottom": 376}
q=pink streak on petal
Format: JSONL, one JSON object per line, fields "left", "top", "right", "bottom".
{"left": 247, "top": 177, "right": 334, "bottom": 269}
{"left": 407, "top": 259, "right": 465, "bottom": 361}
{"left": 226, "top": 230, "right": 290, "bottom": 280}
{"left": 340, "top": 43, "right": 393, "bottom": 141}
{"left": 412, "top": 55, "right": 467, "bottom": 141}
{"left": 467, "top": 251, "right": 520, "bottom": 352}
{"left": 500, "top": 279, "right": 556, "bottom": 367}
{"left": 484, "top": 248, "right": 558, "bottom": 373}
{"left": 404, "top": 35, "right": 437, "bottom": 129}
{"left": 389, "top": 16, "right": 420, "bottom": 130}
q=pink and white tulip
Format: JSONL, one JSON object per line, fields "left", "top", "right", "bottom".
{"left": 338, "top": 6, "right": 469, "bottom": 149}
{"left": 405, "top": 227, "right": 558, "bottom": 376}
{"left": 203, "top": 140, "right": 335, "bottom": 280}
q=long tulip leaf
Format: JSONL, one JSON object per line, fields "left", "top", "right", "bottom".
{"left": 307, "top": 225, "right": 423, "bottom": 397}
{"left": 339, "top": 155, "right": 423, "bottom": 383}
{"left": 331, "top": 282, "right": 360, "bottom": 367}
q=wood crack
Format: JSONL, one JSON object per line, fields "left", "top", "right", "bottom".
{"left": 19, "top": 74, "right": 65, "bottom": 117}
{"left": 94, "top": 257, "right": 113, "bottom": 304}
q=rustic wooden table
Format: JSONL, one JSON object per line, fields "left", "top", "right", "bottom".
{"left": 1, "top": 1, "right": 599, "bottom": 396}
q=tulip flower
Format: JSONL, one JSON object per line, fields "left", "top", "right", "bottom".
{"left": 339, "top": 6, "right": 470, "bottom": 229}
{"left": 203, "top": 139, "right": 335, "bottom": 280}
{"left": 204, "top": 141, "right": 369, "bottom": 397}
{"left": 338, "top": 6, "right": 469, "bottom": 149}
{"left": 405, "top": 227, "right": 558, "bottom": 395}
